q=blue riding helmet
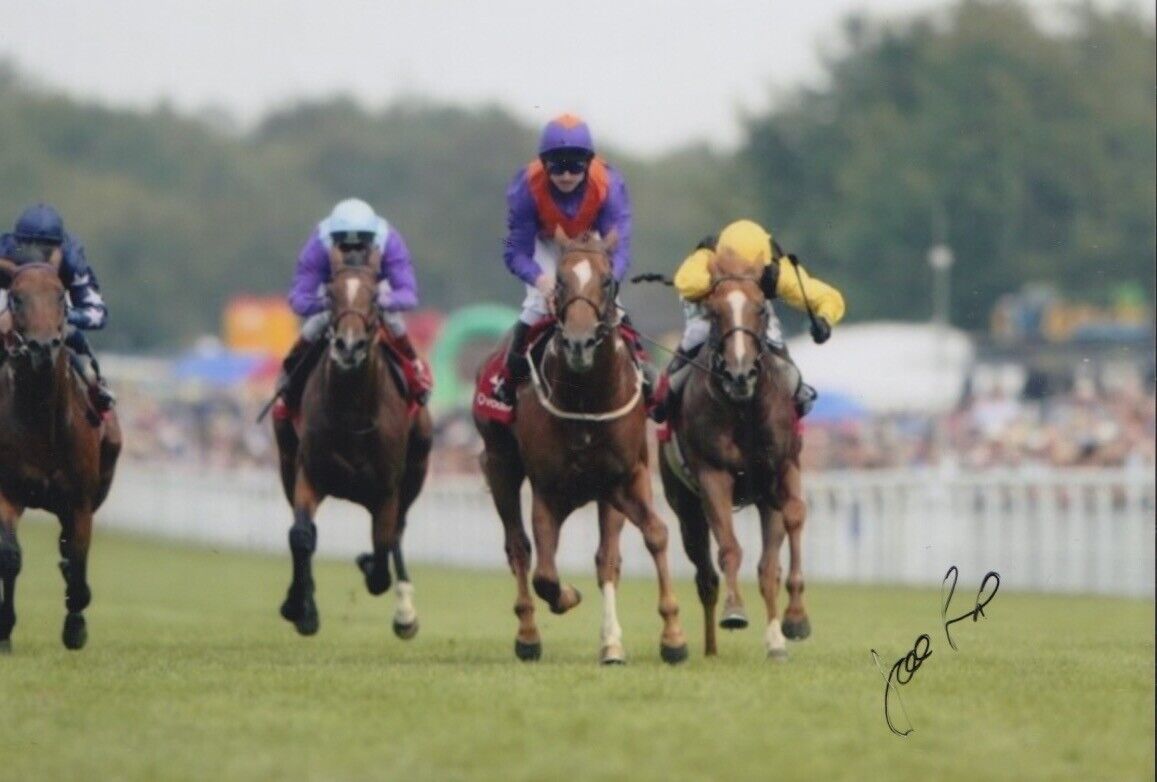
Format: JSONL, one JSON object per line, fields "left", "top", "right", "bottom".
{"left": 14, "top": 203, "right": 65, "bottom": 245}
{"left": 327, "top": 198, "right": 378, "bottom": 245}
{"left": 538, "top": 113, "right": 594, "bottom": 158}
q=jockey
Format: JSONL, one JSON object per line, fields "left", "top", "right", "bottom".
{"left": 498, "top": 112, "right": 652, "bottom": 406}
{"left": 0, "top": 203, "right": 115, "bottom": 411}
{"left": 651, "top": 219, "right": 845, "bottom": 422}
{"left": 276, "top": 197, "right": 433, "bottom": 409}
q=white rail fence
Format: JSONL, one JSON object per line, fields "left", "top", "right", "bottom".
{"left": 98, "top": 463, "right": 1155, "bottom": 598}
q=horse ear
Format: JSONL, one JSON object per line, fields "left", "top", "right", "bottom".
{"left": 47, "top": 247, "right": 63, "bottom": 271}
{"left": 553, "top": 225, "right": 571, "bottom": 245}
{"left": 602, "top": 229, "right": 619, "bottom": 253}
{"left": 368, "top": 246, "right": 383, "bottom": 276}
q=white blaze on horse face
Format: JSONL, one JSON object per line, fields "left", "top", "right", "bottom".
{"left": 726, "top": 290, "right": 748, "bottom": 363}
{"left": 344, "top": 276, "right": 360, "bottom": 306}
{"left": 572, "top": 258, "right": 593, "bottom": 293}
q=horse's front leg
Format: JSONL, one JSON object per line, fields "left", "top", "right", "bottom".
{"left": 479, "top": 446, "right": 540, "bottom": 661}
{"left": 779, "top": 459, "right": 810, "bottom": 640}
{"left": 281, "top": 468, "right": 321, "bottom": 636}
{"left": 530, "top": 492, "right": 582, "bottom": 616}
{"left": 757, "top": 505, "right": 788, "bottom": 660}
{"left": 57, "top": 507, "right": 93, "bottom": 650}
{"left": 595, "top": 502, "right": 627, "bottom": 664}
{"left": 698, "top": 468, "right": 747, "bottom": 630}
{"left": 357, "top": 489, "right": 420, "bottom": 640}
{"left": 0, "top": 493, "right": 24, "bottom": 653}
{"left": 612, "top": 465, "right": 688, "bottom": 664}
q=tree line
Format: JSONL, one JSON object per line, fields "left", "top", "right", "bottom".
{"left": 0, "top": 0, "right": 1151, "bottom": 350}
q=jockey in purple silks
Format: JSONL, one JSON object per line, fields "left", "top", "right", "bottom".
{"left": 275, "top": 198, "right": 433, "bottom": 410}
{"left": 498, "top": 112, "right": 654, "bottom": 406}
{"left": 0, "top": 203, "right": 116, "bottom": 411}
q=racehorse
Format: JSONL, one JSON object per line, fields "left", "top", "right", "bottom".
{"left": 657, "top": 248, "right": 810, "bottom": 659}
{"left": 0, "top": 256, "right": 121, "bottom": 652}
{"left": 475, "top": 228, "right": 688, "bottom": 664}
{"left": 272, "top": 251, "right": 433, "bottom": 639}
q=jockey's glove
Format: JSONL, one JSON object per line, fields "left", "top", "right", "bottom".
{"left": 810, "top": 317, "right": 832, "bottom": 344}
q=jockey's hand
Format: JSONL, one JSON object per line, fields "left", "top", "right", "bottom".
{"left": 810, "top": 317, "right": 832, "bottom": 344}
{"left": 534, "top": 273, "right": 556, "bottom": 308}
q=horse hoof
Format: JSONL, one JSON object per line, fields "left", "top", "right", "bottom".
{"left": 767, "top": 648, "right": 789, "bottom": 662}
{"left": 514, "top": 639, "right": 542, "bottom": 662}
{"left": 660, "top": 643, "right": 689, "bottom": 665}
{"left": 600, "top": 646, "right": 626, "bottom": 665}
{"left": 0, "top": 639, "right": 11, "bottom": 655}
{"left": 295, "top": 599, "right": 319, "bottom": 636}
{"left": 783, "top": 617, "right": 811, "bottom": 640}
{"left": 720, "top": 612, "right": 749, "bottom": 631}
{"left": 62, "top": 612, "right": 87, "bottom": 650}
{"left": 393, "top": 619, "right": 419, "bottom": 640}
{"left": 357, "top": 553, "right": 391, "bottom": 596}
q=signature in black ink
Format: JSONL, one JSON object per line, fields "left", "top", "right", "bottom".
{"left": 870, "top": 566, "right": 1001, "bottom": 737}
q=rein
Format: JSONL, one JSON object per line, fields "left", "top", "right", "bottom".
{"left": 528, "top": 338, "right": 643, "bottom": 422}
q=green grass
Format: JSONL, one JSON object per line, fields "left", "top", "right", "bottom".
{"left": 0, "top": 515, "right": 1152, "bottom": 782}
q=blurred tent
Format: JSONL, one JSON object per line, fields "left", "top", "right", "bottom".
{"left": 788, "top": 321, "right": 973, "bottom": 415}
{"left": 170, "top": 345, "right": 277, "bottom": 390}
{"left": 806, "top": 390, "right": 869, "bottom": 424}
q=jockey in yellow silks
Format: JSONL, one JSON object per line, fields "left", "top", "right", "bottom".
{"left": 652, "top": 219, "right": 845, "bottom": 421}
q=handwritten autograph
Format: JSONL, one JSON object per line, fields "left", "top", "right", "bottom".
{"left": 870, "top": 566, "right": 1001, "bottom": 737}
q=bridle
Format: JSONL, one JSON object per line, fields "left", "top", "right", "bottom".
{"left": 2, "top": 262, "right": 67, "bottom": 361}
{"left": 553, "top": 255, "right": 618, "bottom": 346}
{"left": 324, "top": 267, "right": 381, "bottom": 343}
{"left": 706, "top": 275, "right": 768, "bottom": 377}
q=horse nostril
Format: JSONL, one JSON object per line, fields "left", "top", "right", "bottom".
{"left": 335, "top": 336, "right": 348, "bottom": 352}
{"left": 585, "top": 338, "right": 596, "bottom": 349}
{"left": 352, "top": 339, "right": 368, "bottom": 354}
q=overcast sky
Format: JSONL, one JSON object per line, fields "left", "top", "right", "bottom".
{"left": 1, "top": 0, "right": 1150, "bottom": 158}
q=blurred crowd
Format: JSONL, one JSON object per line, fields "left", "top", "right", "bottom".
{"left": 113, "top": 369, "right": 1155, "bottom": 476}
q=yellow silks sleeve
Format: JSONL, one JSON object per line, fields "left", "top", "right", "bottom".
{"left": 673, "top": 248, "right": 714, "bottom": 301}
{"left": 775, "top": 261, "right": 846, "bottom": 325}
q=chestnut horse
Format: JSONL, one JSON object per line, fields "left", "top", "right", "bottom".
{"left": 0, "top": 257, "right": 121, "bottom": 652}
{"left": 658, "top": 249, "right": 810, "bottom": 659}
{"left": 273, "top": 254, "right": 433, "bottom": 639}
{"left": 475, "top": 229, "right": 687, "bottom": 664}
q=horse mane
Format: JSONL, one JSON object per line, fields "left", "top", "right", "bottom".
{"left": 708, "top": 246, "right": 760, "bottom": 282}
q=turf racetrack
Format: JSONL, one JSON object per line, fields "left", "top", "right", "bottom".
{"left": 0, "top": 515, "right": 1152, "bottom": 782}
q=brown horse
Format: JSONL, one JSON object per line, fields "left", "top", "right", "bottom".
{"left": 475, "top": 229, "right": 687, "bottom": 664}
{"left": 658, "top": 248, "right": 810, "bottom": 659}
{"left": 273, "top": 253, "right": 433, "bottom": 639}
{"left": 0, "top": 257, "right": 121, "bottom": 652}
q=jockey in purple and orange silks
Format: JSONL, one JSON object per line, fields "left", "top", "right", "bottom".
{"left": 498, "top": 113, "right": 652, "bottom": 406}
{"left": 274, "top": 198, "right": 433, "bottom": 410}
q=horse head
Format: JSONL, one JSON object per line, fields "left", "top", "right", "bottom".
{"left": 704, "top": 248, "right": 768, "bottom": 402}
{"left": 324, "top": 249, "right": 382, "bottom": 372}
{"left": 552, "top": 227, "right": 618, "bottom": 373}
{"left": 0, "top": 254, "right": 67, "bottom": 371}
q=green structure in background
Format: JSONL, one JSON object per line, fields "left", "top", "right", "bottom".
{"left": 429, "top": 303, "right": 519, "bottom": 414}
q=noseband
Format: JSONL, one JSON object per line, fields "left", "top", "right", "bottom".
{"left": 3, "top": 263, "right": 67, "bottom": 359}
{"left": 324, "top": 270, "right": 381, "bottom": 341}
{"left": 554, "top": 260, "right": 617, "bottom": 342}
{"left": 707, "top": 276, "right": 768, "bottom": 373}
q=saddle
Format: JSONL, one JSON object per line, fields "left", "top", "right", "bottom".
{"left": 473, "top": 319, "right": 652, "bottom": 426}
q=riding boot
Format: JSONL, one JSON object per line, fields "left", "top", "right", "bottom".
{"left": 277, "top": 336, "right": 320, "bottom": 412}
{"left": 769, "top": 343, "right": 817, "bottom": 418}
{"left": 390, "top": 332, "right": 433, "bottom": 406}
{"left": 497, "top": 321, "right": 531, "bottom": 407}
{"left": 65, "top": 331, "right": 115, "bottom": 412}
{"left": 649, "top": 348, "right": 692, "bottom": 424}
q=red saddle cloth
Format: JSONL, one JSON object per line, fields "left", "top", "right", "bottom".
{"left": 473, "top": 319, "right": 653, "bottom": 426}
{"left": 272, "top": 333, "right": 425, "bottom": 424}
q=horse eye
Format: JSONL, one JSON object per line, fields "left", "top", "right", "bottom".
{"left": 8, "top": 294, "right": 21, "bottom": 311}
